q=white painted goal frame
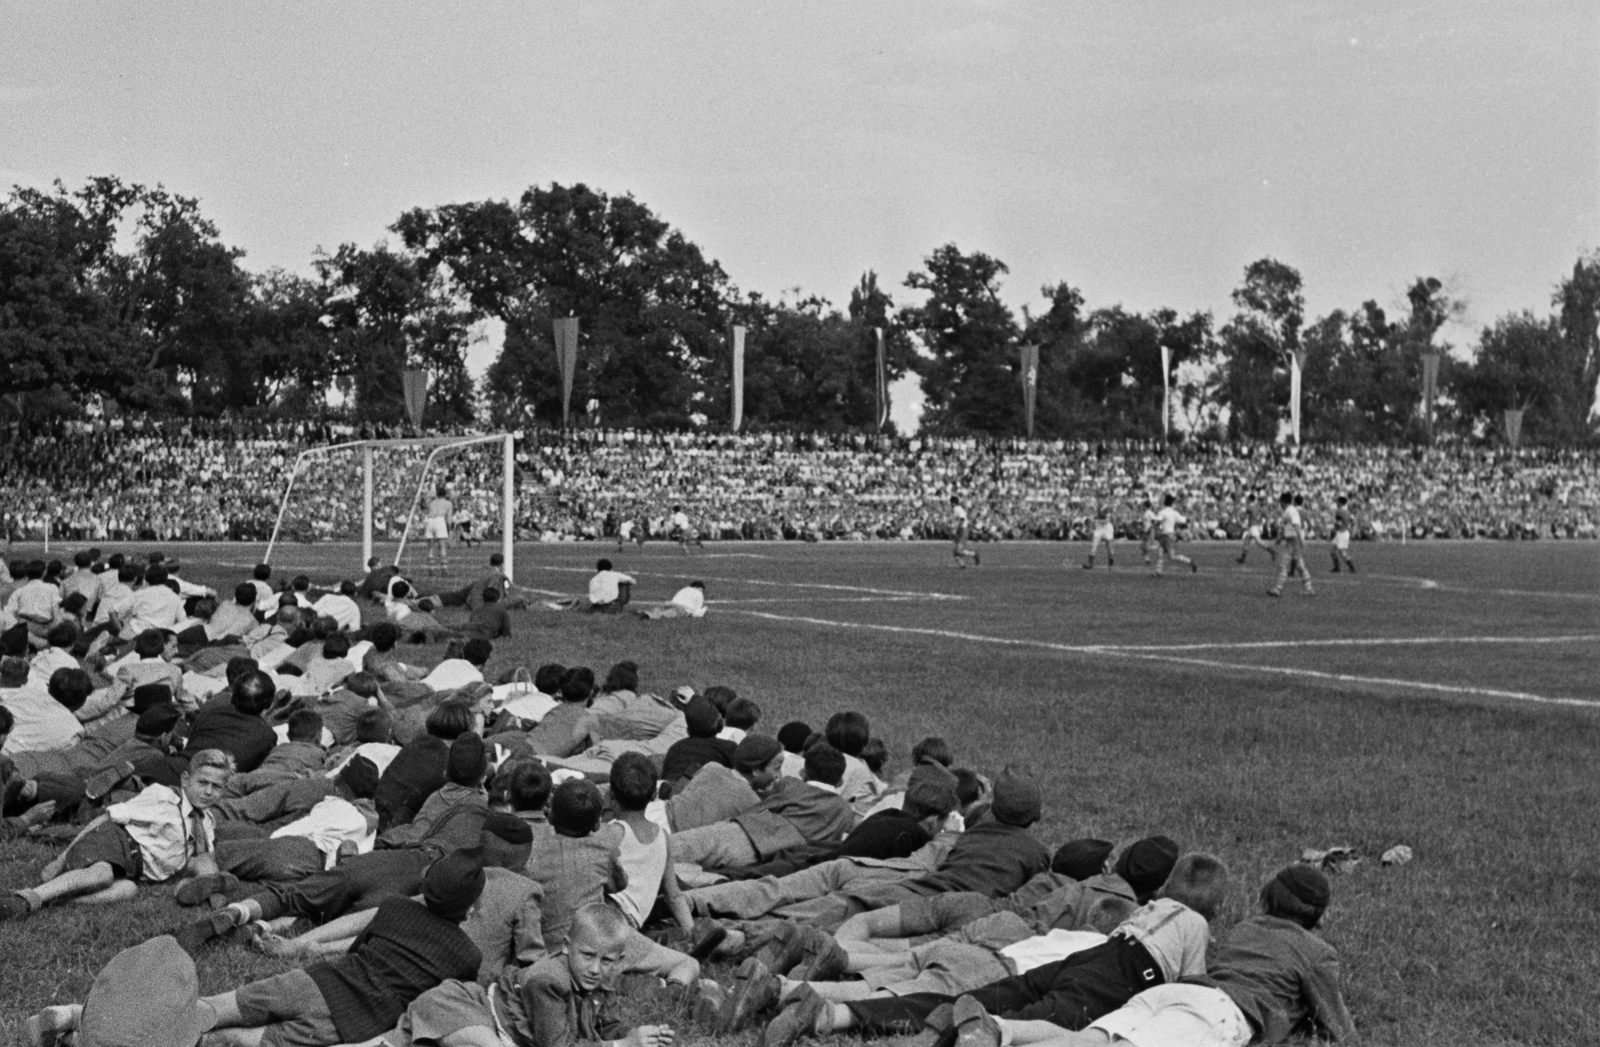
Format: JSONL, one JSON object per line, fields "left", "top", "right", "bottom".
{"left": 262, "top": 433, "right": 518, "bottom": 582}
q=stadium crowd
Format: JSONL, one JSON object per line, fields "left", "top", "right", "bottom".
{"left": 2, "top": 415, "right": 1596, "bottom": 547}
{"left": 1, "top": 548, "right": 1354, "bottom": 1047}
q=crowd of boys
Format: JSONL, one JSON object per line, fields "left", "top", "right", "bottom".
{"left": 1, "top": 548, "right": 1354, "bottom": 1047}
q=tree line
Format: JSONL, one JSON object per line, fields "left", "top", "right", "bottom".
{"left": 2, "top": 175, "right": 1596, "bottom": 444}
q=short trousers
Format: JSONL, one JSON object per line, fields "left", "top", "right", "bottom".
{"left": 234, "top": 968, "right": 341, "bottom": 1047}
{"left": 386, "top": 979, "right": 499, "bottom": 1047}
{"left": 63, "top": 820, "right": 142, "bottom": 880}
{"left": 624, "top": 928, "right": 690, "bottom": 977}
{"left": 862, "top": 940, "right": 1013, "bottom": 997}
{"left": 1088, "top": 983, "right": 1250, "bottom": 1047}
{"left": 898, "top": 892, "right": 997, "bottom": 937}
{"left": 1244, "top": 525, "right": 1263, "bottom": 539}
{"left": 423, "top": 518, "right": 449, "bottom": 540}
{"left": 1092, "top": 525, "right": 1114, "bottom": 542}
{"left": 1334, "top": 530, "right": 1351, "bottom": 551}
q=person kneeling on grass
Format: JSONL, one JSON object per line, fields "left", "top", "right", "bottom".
{"left": 387, "top": 901, "right": 676, "bottom": 1047}
{"left": 925, "top": 863, "right": 1354, "bottom": 1047}
{"left": 0, "top": 748, "right": 234, "bottom": 919}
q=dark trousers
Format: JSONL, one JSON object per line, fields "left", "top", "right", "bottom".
{"left": 845, "top": 936, "right": 1163, "bottom": 1036}
{"left": 257, "top": 847, "right": 432, "bottom": 922}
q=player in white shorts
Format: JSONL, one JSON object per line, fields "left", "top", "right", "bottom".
{"left": 950, "top": 496, "right": 980, "bottom": 567}
{"left": 1151, "top": 494, "right": 1197, "bottom": 575}
{"left": 1268, "top": 492, "right": 1313, "bottom": 596}
{"left": 1081, "top": 502, "right": 1117, "bottom": 569}
{"left": 1235, "top": 494, "right": 1275, "bottom": 565}
{"left": 423, "top": 485, "right": 452, "bottom": 571}
{"left": 1330, "top": 495, "right": 1356, "bottom": 573}
{"left": 669, "top": 504, "right": 700, "bottom": 554}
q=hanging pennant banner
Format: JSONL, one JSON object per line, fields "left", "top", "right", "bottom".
{"left": 1159, "top": 344, "right": 1172, "bottom": 442}
{"left": 1420, "top": 352, "right": 1440, "bottom": 424}
{"left": 1020, "top": 344, "right": 1040, "bottom": 438}
{"left": 874, "top": 327, "right": 889, "bottom": 431}
{"left": 402, "top": 369, "right": 428, "bottom": 428}
{"left": 1288, "top": 350, "right": 1304, "bottom": 445}
{"left": 730, "top": 324, "right": 747, "bottom": 432}
{"left": 1504, "top": 408, "right": 1524, "bottom": 448}
{"left": 552, "top": 317, "right": 580, "bottom": 428}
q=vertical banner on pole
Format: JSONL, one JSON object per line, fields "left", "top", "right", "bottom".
{"left": 552, "top": 317, "right": 580, "bottom": 428}
{"left": 729, "top": 324, "right": 747, "bottom": 432}
{"left": 1019, "top": 344, "right": 1039, "bottom": 438}
{"left": 1159, "top": 344, "right": 1172, "bottom": 442}
{"left": 402, "top": 370, "right": 428, "bottom": 428}
{"left": 1504, "top": 408, "right": 1524, "bottom": 448}
{"left": 874, "top": 327, "right": 889, "bottom": 431}
{"left": 1420, "top": 352, "right": 1440, "bottom": 434}
{"left": 1288, "top": 350, "right": 1304, "bottom": 445}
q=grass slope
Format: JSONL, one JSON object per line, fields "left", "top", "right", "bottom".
{"left": 1, "top": 539, "right": 1597, "bottom": 1046}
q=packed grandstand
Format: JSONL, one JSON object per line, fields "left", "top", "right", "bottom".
{"left": 2, "top": 415, "right": 1596, "bottom": 546}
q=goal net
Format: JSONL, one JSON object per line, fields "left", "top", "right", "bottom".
{"left": 263, "top": 434, "right": 519, "bottom": 581}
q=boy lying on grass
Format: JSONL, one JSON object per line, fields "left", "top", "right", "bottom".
{"left": 0, "top": 747, "right": 234, "bottom": 918}
{"left": 386, "top": 901, "right": 677, "bottom": 1047}
{"left": 910, "top": 864, "right": 1354, "bottom": 1047}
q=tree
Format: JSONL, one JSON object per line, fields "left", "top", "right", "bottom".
{"left": 0, "top": 182, "right": 138, "bottom": 400}
{"left": 398, "top": 183, "right": 731, "bottom": 429}
{"left": 1555, "top": 252, "right": 1600, "bottom": 437}
{"left": 899, "top": 244, "right": 1020, "bottom": 435}
{"left": 313, "top": 243, "right": 475, "bottom": 426}
{"left": 1216, "top": 259, "right": 1303, "bottom": 440}
{"left": 1457, "top": 313, "right": 1577, "bottom": 444}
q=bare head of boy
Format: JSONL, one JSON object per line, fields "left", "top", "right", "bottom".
{"left": 182, "top": 749, "right": 234, "bottom": 811}
{"left": 1155, "top": 852, "right": 1231, "bottom": 921}
{"left": 566, "top": 902, "right": 630, "bottom": 990}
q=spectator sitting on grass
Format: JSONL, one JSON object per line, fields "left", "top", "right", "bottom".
{"left": 423, "top": 637, "right": 493, "bottom": 691}
{"left": 464, "top": 585, "right": 513, "bottom": 640}
{"left": 0, "top": 747, "right": 233, "bottom": 919}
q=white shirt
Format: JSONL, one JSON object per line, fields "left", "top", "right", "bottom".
{"left": 670, "top": 511, "right": 690, "bottom": 532}
{"left": 324, "top": 741, "right": 402, "bottom": 779}
{"left": 1155, "top": 506, "right": 1186, "bottom": 536}
{"left": 1113, "top": 898, "right": 1211, "bottom": 983}
{"left": 668, "top": 586, "right": 706, "bottom": 618}
{"left": 4, "top": 579, "right": 58, "bottom": 622}
{"left": 271, "top": 796, "right": 373, "bottom": 868}
{"left": 1279, "top": 505, "right": 1304, "bottom": 539}
{"left": 0, "top": 683, "right": 85, "bottom": 754}
{"left": 1000, "top": 929, "right": 1107, "bottom": 975}
{"left": 312, "top": 593, "right": 363, "bottom": 633}
{"left": 589, "top": 569, "right": 635, "bottom": 605}
{"left": 423, "top": 658, "right": 485, "bottom": 691}
{"left": 108, "top": 783, "right": 214, "bottom": 883}
{"left": 125, "top": 584, "right": 186, "bottom": 633}
{"left": 27, "top": 647, "right": 80, "bottom": 689}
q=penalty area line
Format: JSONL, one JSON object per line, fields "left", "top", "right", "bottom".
{"left": 719, "top": 609, "right": 1600, "bottom": 710}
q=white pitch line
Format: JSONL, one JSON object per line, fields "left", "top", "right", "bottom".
{"left": 1098, "top": 634, "right": 1600, "bottom": 653}
{"left": 720, "top": 608, "right": 1600, "bottom": 710}
{"left": 1099, "top": 650, "right": 1600, "bottom": 709}
{"left": 530, "top": 564, "right": 968, "bottom": 601}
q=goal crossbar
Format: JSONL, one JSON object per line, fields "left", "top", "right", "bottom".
{"left": 263, "top": 434, "right": 518, "bottom": 581}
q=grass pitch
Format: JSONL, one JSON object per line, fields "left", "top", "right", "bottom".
{"left": 2, "top": 538, "right": 1597, "bottom": 1046}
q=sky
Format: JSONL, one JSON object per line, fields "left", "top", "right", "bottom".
{"left": 2, "top": 1, "right": 1595, "bottom": 430}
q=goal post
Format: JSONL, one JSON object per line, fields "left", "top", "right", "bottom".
{"left": 263, "top": 433, "right": 518, "bottom": 582}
